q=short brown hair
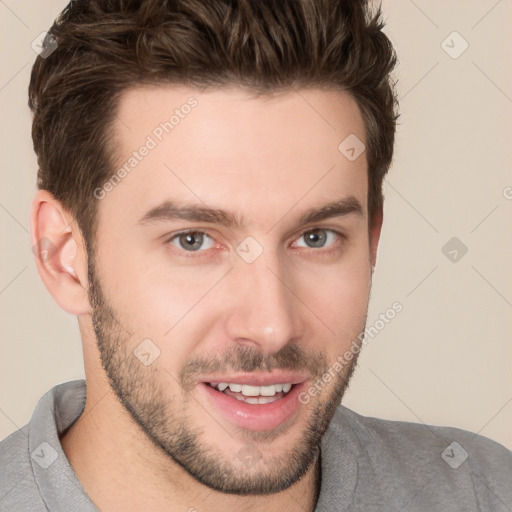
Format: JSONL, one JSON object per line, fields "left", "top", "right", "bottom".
{"left": 29, "top": 0, "right": 398, "bottom": 250}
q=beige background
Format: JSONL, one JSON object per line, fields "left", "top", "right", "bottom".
{"left": 1, "top": 0, "right": 511, "bottom": 451}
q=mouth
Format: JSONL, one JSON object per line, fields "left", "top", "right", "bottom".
{"left": 198, "top": 374, "right": 308, "bottom": 431}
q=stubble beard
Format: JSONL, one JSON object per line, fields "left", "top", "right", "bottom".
{"left": 87, "top": 258, "right": 363, "bottom": 495}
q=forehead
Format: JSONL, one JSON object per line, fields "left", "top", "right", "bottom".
{"left": 100, "top": 85, "right": 368, "bottom": 231}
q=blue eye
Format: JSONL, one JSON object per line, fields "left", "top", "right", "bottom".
{"left": 169, "top": 231, "right": 215, "bottom": 252}
{"left": 296, "top": 229, "right": 339, "bottom": 249}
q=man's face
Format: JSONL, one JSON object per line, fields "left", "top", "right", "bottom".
{"left": 87, "top": 86, "right": 376, "bottom": 494}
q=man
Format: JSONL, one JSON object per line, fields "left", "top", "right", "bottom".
{"left": 1, "top": 0, "right": 511, "bottom": 511}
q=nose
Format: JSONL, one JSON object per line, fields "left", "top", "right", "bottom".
{"left": 223, "top": 254, "right": 303, "bottom": 354}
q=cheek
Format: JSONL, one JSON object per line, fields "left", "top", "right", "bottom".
{"left": 98, "top": 244, "right": 230, "bottom": 351}
{"left": 301, "top": 241, "right": 372, "bottom": 344}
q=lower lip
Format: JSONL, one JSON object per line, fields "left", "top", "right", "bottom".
{"left": 199, "top": 382, "right": 306, "bottom": 431}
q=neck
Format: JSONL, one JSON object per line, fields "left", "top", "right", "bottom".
{"left": 60, "top": 387, "right": 321, "bottom": 512}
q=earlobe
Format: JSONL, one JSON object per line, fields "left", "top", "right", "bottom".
{"left": 30, "top": 190, "right": 91, "bottom": 316}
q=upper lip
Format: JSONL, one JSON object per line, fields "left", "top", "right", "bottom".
{"left": 201, "top": 371, "right": 310, "bottom": 387}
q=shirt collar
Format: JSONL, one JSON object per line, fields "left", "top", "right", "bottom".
{"left": 315, "top": 406, "right": 360, "bottom": 511}
{"left": 28, "top": 379, "right": 97, "bottom": 511}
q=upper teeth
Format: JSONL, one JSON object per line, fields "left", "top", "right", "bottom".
{"left": 216, "top": 383, "right": 292, "bottom": 396}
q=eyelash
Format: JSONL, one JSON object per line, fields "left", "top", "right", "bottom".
{"left": 165, "top": 228, "right": 346, "bottom": 258}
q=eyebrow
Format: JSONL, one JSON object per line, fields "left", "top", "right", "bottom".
{"left": 137, "top": 196, "right": 363, "bottom": 229}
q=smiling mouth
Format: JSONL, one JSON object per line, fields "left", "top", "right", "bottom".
{"left": 206, "top": 382, "right": 295, "bottom": 405}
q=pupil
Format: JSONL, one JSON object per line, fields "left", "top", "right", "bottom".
{"left": 181, "top": 232, "right": 203, "bottom": 251}
{"left": 306, "top": 230, "right": 326, "bottom": 248}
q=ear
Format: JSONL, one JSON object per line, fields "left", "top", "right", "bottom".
{"left": 30, "top": 190, "right": 91, "bottom": 316}
{"left": 369, "top": 204, "right": 383, "bottom": 269}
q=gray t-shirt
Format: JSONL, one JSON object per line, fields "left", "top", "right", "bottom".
{"left": 1, "top": 380, "right": 511, "bottom": 511}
